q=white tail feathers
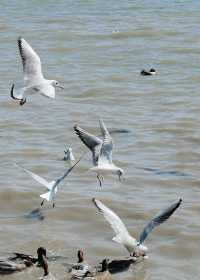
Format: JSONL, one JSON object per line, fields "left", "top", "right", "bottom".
{"left": 40, "top": 191, "right": 51, "bottom": 202}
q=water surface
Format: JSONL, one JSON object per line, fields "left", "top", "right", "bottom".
{"left": 0, "top": 1, "right": 200, "bottom": 279}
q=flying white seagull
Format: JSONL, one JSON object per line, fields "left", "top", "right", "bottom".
{"left": 16, "top": 157, "right": 82, "bottom": 207}
{"left": 11, "top": 37, "right": 64, "bottom": 105}
{"left": 93, "top": 198, "right": 182, "bottom": 257}
{"left": 74, "top": 119, "right": 124, "bottom": 186}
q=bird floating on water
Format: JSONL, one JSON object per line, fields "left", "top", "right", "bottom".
{"left": 97, "top": 256, "right": 140, "bottom": 275}
{"left": 0, "top": 247, "right": 47, "bottom": 275}
{"left": 10, "top": 37, "right": 64, "bottom": 105}
{"left": 68, "top": 250, "right": 95, "bottom": 279}
{"left": 16, "top": 157, "right": 82, "bottom": 207}
{"left": 74, "top": 119, "right": 124, "bottom": 187}
{"left": 140, "top": 68, "right": 156, "bottom": 76}
{"left": 93, "top": 198, "right": 182, "bottom": 257}
{"left": 63, "top": 147, "right": 75, "bottom": 163}
{"left": 68, "top": 250, "right": 112, "bottom": 280}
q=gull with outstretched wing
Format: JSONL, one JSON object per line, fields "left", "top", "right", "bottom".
{"left": 10, "top": 38, "right": 63, "bottom": 105}
{"left": 93, "top": 198, "right": 182, "bottom": 257}
{"left": 16, "top": 157, "right": 82, "bottom": 207}
{"left": 74, "top": 119, "right": 124, "bottom": 186}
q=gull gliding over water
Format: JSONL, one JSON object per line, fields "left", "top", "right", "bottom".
{"left": 93, "top": 198, "right": 182, "bottom": 257}
{"left": 16, "top": 157, "right": 82, "bottom": 207}
{"left": 74, "top": 119, "right": 124, "bottom": 186}
{"left": 10, "top": 37, "right": 63, "bottom": 105}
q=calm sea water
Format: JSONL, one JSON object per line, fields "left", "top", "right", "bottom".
{"left": 0, "top": 0, "right": 200, "bottom": 279}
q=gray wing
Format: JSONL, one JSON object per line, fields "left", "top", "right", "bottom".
{"left": 74, "top": 125, "right": 102, "bottom": 165}
{"left": 98, "top": 119, "right": 113, "bottom": 165}
{"left": 139, "top": 198, "right": 182, "bottom": 244}
{"left": 18, "top": 37, "right": 43, "bottom": 82}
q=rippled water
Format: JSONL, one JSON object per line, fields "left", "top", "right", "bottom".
{"left": 0, "top": 0, "right": 200, "bottom": 279}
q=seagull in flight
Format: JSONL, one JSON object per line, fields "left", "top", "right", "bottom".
{"left": 11, "top": 37, "right": 64, "bottom": 105}
{"left": 93, "top": 198, "right": 182, "bottom": 257}
{"left": 16, "top": 157, "right": 82, "bottom": 207}
{"left": 74, "top": 119, "right": 124, "bottom": 186}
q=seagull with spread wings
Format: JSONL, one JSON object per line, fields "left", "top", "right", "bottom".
{"left": 93, "top": 198, "right": 182, "bottom": 257}
{"left": 74, "top": 119, "right": 124, "bottom": 186}
{"left": 11, "top": 37, "right": 63, "bottom": 105}
{"left": 16, "top": 157, "right": 82, "bottom": 207}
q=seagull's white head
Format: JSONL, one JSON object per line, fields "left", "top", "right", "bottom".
{"left": 51, "top": 80, "right": 64, "bottom": 89}
{"left": 116, "top": 168, "right": 124, "bottom": 181}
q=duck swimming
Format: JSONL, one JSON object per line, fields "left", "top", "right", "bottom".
{"left": 0, "top": 247, "right": 47, "bottom": 275}
{"left": 98, "top": 256, "right": 141, "bottom": 275}
{"left": 38, "top": 250, "right": 56, "bottom": 280}
{"left": 68, "top": 250, "right": 94, "bottom": 279}
{"left": 68, "top": 251, "right": 112, "bottom": 280}
{"left": 140, "top": 68, "right": 156, "bottom": 76}
{"left": 0, "top": 259, "right": 33, "bottom": 274}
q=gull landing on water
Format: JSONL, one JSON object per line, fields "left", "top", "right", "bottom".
{"left": 16, "top": 157, "right": 82, "bottom": 207}
{"left": 10, "top": 37, "right": 64, "bottom": 105}
{"left": 93, "top": 198, "right": 182, "bottom": 258}
{"left": 74, "top": 119, "right": 124, "bottom": 187}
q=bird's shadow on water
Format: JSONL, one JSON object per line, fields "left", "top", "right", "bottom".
{"left": 24, "top": 207, "right": 45, "bottom": 221}
{"left": 0, "top": 207, "right": 47, "bottom": 221}
{"left": 138, "top": 166, "right": 189, "bottom": 177}
{"left": 109, "top": 128, "right": 132, "bottom": 135}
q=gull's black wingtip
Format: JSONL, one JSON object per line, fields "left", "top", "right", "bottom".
{"left": 92, "top": 198, "right": 102, "bottom": 212}
{"left": 178, "top": 198, "right": 182, "bottom": 205}
{"left": 17, "top": 37, "right": 23, "bottom": 49}
{"left": 92, "top": 198, "right": 98, "bottom": 208}
{"left": 10, "top": 84, "right": 26, "bottom": 105}
{"left": 10, "top": 84, "right": 15, "bottom": 99}
{"left": 10, "top": 84, "right": 21, "bottom": 102}
{"left": 74, "top": 124, "right": 81, "bottom": 136}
